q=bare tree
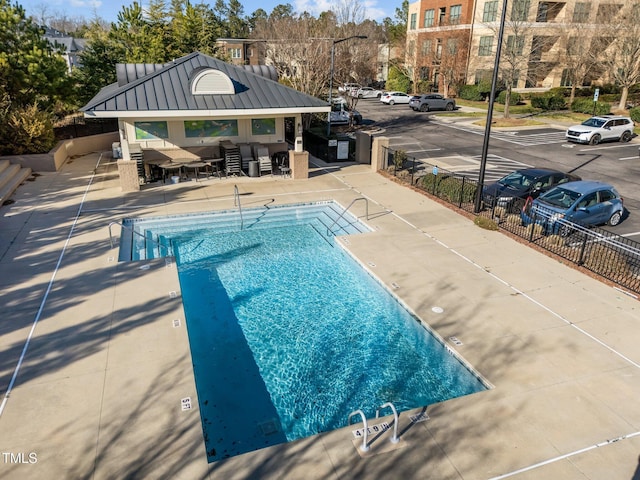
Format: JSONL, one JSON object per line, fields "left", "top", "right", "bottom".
{"left": 333, "top": 0, "right": 366, "bottom": 26}
{"left": 557, "top": 20, "right": 600, "bottom": 105}
{"left": 438, "top": 31, "right": 470, "bottom": 98}
{"left": 596, "top": 3, "right": 640, "bottom": 110}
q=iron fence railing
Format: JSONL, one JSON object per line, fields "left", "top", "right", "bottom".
{"left": 381, "top": 145, "right": 640, "bottom": 296}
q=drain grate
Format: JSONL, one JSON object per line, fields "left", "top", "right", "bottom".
{"left": 258, "top": 419, "right": 280, "bottom": 436}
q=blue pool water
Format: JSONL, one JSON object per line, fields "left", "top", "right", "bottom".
{"left": 124, "top": 202, "right": 487, "bottom": 462}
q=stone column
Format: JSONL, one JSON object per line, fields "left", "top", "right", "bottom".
{"left": 117, "top": 160, "right": 141, "bottom": 192}
{"left": 289, "top": 150, "right": 308, "bottom": 179}
{"left": 371, "top": 136, "right": 390, "bottom": 172}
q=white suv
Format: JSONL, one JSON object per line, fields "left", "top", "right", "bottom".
{"left": 565, "top": 115, "right": 634, "bottom": 145}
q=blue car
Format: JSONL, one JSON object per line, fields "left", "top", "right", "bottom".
{"left": 521, "top": 180, "right": 624, "bottom": 235}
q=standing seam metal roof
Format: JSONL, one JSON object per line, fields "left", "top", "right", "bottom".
{"left": 81, "top": 52, "right": 329, "bottom": 115}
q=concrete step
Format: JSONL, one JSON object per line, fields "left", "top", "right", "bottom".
{"left": 0, "top": 162, "right": 32, "bottom": 206}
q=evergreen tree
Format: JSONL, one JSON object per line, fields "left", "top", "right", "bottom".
{"left": 0, "top": 0, "right": 71, "bottom": 109}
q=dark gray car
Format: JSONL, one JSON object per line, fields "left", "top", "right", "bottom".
{"left": 409, "top": 94, "right": 456, "bottom": 112}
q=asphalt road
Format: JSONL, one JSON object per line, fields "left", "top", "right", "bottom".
{"left": 354, "top": 98, "right": 640, "bottom": 239}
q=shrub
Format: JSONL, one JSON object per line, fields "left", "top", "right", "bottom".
{"left": 496, "top": 90, "right": 521, "bottom": 105}
{"left": 570, "top": 98, "right": 610, "bottom": 115}
{"left": 504, "top": 214, "right": 521, "bottom": 225}
{"left": 386, "top": 66, "right": 411, "bottom": 93}
{"left": 393, "top": 149, "right": 408, "bottom": 170}
{"left": 525, "top": 223, "right": 544, "bottom": 237}
{"left": 629, "top": 107, "right": 640, "bottom": 123}
{"left": 547, "top": 87, "right": 570, "bottom": 97}
{"left": 530, "top": 93, "right": 566, "bottom": 110}
{"left": 419, "top": 173, "right": 477, "bottom": 204}
{"left": 415, "top": 80, "right": 432, "bottom": 93}
{"left": 474, "top": 216, "right": 499, "bottom": 230}
{"left": 493, "top": 206, "right": 507, "bottom": 219}
{"left": 459, "top": 84, "right": 483, "bottom": 101}
{"left": 1, "top": 102, "right": 56, "bottom": 155}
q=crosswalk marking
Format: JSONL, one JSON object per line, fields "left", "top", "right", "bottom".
{"left": 430, "top": 154, "right": 532, "bottom": 183}
{"left": 434, "top": 120, "right": 567, "bottom": 146}
{"left": 417, "top": 154, "right": 532, "bottom": 184}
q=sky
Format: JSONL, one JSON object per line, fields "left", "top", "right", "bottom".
{"left": 17, "top": 0, "right": 395, "bottom": 25}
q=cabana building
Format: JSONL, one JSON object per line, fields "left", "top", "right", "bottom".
{"left": 81, "top": 52, "right": 331, "bottom": 189}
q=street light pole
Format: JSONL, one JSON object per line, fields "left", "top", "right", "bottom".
{"left": 474, "top": 0, "right": 509, "bottom": 213}
{"left": 327, "top": 35, "right": 367, "bottom": 137}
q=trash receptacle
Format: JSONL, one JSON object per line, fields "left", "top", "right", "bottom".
{"left": 249, "top": 160, "right": 260, "bottom": 177}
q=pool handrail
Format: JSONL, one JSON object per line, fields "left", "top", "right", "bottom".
{"left": 375, "top": 402, "right": 400, "bottom": 444}
{"left": 327, "top": 197, "right": 369, "bottom": 236}
{"left": 233, "top": 185, "right": 244, "bottom": 230}
{"left": 348, "top": 409, "right": 370, "bottom": 452}
{"left": 108, "top": 221, "right": 174, "bottom": 259}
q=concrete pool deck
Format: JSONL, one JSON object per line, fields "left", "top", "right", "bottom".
{"left": 1, "top": 152, "right": 640, "bottom": 479}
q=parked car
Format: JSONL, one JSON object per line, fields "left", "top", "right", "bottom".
{"left": 329, "top": 101, "right": 362, "bottom": 125}
{"left": 380, "top": 91, "right": 411, "bottom": 105}
{"left": 521, "top": 180, "right": 624, "bottom": 236}
{"left": 352, "top": 86, "right": 384, "bottom": 99}
{"left": 337, "top": 83, "right": 361, "bottom": 94}
{"left": 409, "top": 93, "right": 456, "bottom": 112}
{"left": 565, "top": 115, "right": 634, "bottom": 145}
{"left": 483, "top": 168, "right": 581, "bottom": 212}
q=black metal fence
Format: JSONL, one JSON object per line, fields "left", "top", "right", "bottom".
{"left": 54, "top": 117, "right": 118, "bottom": 140}
{"left": 382, "top": 146, "right": 640, "bottom": 296}
{"left": 303, "top": 130, "right": 356, "bottom": 162}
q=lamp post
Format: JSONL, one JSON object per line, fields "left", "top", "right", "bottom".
{"left": 327, "top": 35, "right": 367, "bottom": 136}
{"left": 473, "top": 0, "right": 508, "bottom": 213}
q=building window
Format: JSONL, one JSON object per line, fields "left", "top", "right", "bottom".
{"left": 475, "top": 69, "right": 493, "bottom": 85}
{"left": 438, "top": 7, "right": 446, "bottom": 24}
{"left": 506, "top": 35, "right": 524, "bottom": 56}
{"left": 510, "top": 70, "right": 520, "bottom": 88}
{"left": 436, "top": 38, "right": 442, "bottom": 59}
{"left": 252, "top": 118, "right": 276, "bottom": 136}
{"left": 450, "top": 5, "right": 462, "bottom": 24}
{"left": 478, "top": 36, "right": 493, "bottom": 56}
{"left": 410, "top": 12, "right": 417, "bottom": 29}
{"left": 560, "top": 69, "right": 572, "bottom": 87}
{"left": 536, "top": 2, "right": 548, "bottom": 22}
{"left": 530, "top": 36, "right": 543, "bottom": 61}
{"left": 483, "top": 1, "right": 499, "bottom": 22}
{"left": 424, "top": 9, "right": 435, "bottom": 27}
{"left": 228, "top": 48, "right": 241, "bottom": 59}
{"left": 573, "top": 2, "right": 590, "bottom": 22}
{"left": 420, "top": 66, "right": 430, "bottom": 79}
{"left": 596, "top": 3, "right": 621, "bottom": 22}
{"left": 185, "top": 119, "right": 239, "bottom": 137}
{"left": 567, "top": 36, "right": 580, "bottom": 54}
{"left": 421, "top": 39, "right": 432, "bottom": 56}
{"left": 447, "top": 38, "right": 458, "bottom": 54}
{"left": 135, "top": 121, "right": 168, "bottom": 140}
{"left": 511, "top": 0, "right": 530, "bottom": 21}
{"left": 408, "top": 40, "right": 415, "bottom": 57}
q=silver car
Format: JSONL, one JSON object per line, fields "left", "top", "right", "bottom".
{"left": 409, "top": 93, "right": 456, "bottom": 112}
{"left": 565, "top": 115, "right": 634, "bottom": 145}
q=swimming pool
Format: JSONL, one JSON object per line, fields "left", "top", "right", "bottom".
{"left": 123, "top": 202, "right": 488, "bottom": 462}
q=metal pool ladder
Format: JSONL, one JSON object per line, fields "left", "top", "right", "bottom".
{"left": 327, "top": 197, "right": 369, "bottom": 236}
{"left": 233, "top": 184, "right": 243, "bottom": 230}
{"left": 348, "top": 401, "right": 400, "bottom": 452}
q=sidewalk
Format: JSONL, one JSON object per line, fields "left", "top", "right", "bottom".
{"left": 1, "top": 152, "right": 640, "bottom": 479}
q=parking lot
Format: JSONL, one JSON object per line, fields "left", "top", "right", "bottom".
{"left": 353, "top": 98, "right": 640, "bottom": 239}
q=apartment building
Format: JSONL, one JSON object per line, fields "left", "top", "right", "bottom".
{"left": 215, "top": 38, "right": 266, "bottom": 66}
{"left": 406, "top": 0, "right": 629, "bottom": 94}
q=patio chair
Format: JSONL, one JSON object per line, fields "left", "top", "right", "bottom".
{"left": 257, "top": 147, "right": 272, "bottom": 176}
{"left": 239, "top": 144, "right": 253, "bottom": 173}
